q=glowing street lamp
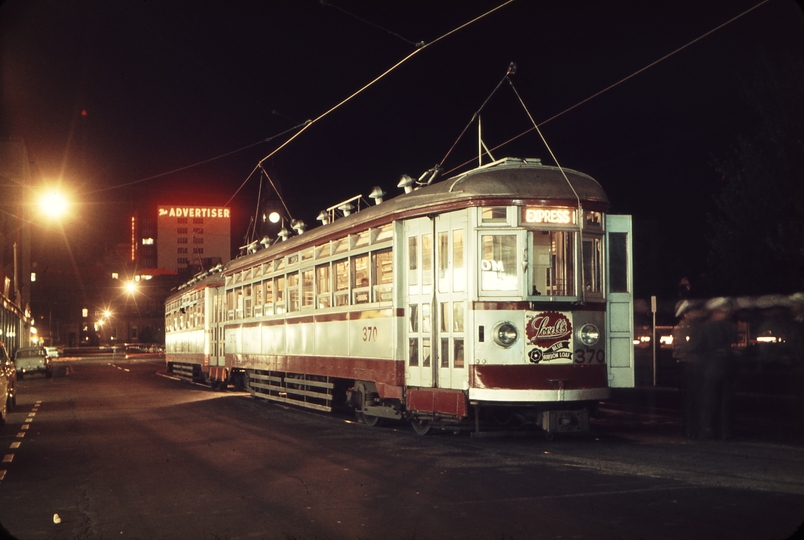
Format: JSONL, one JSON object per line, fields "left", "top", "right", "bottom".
{"left": 124, "top": 281, "right": 138, "bottom": 295}
{"left": 37, "top": 189, "right": 70, "bottom": 220}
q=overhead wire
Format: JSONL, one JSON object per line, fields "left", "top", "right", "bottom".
{"left": 442, "top": 0, "right": 773, "bottom": 177}
{"left": 91, "top": 121, "right": 309, "bottom": 195}
{"left": 320, "top": 0, "right": 424, "bottom": 47}
{"left": 249, "top": 0, "right": 516, "bottom": 207}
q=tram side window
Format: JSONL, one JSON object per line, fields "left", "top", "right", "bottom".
{"left": 583, "top": 236, "right": 603, "bottom": 295}
{"left": 609, "top": 232, "right": 629, "bottom": 293}
{"left": 275, "top": 275, "right": 286, "bottom": 314}
{"left": 264, "top": 278, "right": 274, "bottom": 316}
{"left": 226, "top": 289, "right": 234, "bottom": 319}
{"left": 316, "top": 264, "right": 331, "bottom": 308}
{"left": 352, "top": 254, "right": 369, "bottom": 304}
{"left": 408, "top": 237, "right": 418, "bottom": 290}
{"left": 244, "top": 285, "right": 252, "bottom": 317}
{"left": 421, "top": 234, "right": 433, "bottom": 288}
{"left": 301, "top": 268, "right": 314, "bottom": 309}
{"left": 408, "top": 304, "right": 419, "bottom": 367}
{"left": 531, "top": 231, "right": 575, "bottom": 296}
{"left": 453, "top": 229, "right": 465, "bottom": 292}
{"left": 481, "top": 207, "right": 508, "bottom": 224}
{"left": 288, "top": 272, "right": 300, "bottom": 312}
{"left": 372, "top": 249, "right": 393, "bottom": 302}
{"left": 480, "top": 234, "right": 518, "bottom": 292}
{"left": 334, "top": 259, "right": 349, "bottom": 306}
{"left": 236, "top": 287, "right": 244, "bottom": 319}
{"left": 438, "top": 231, "right": 449, "bottom": 293}
{"left": 254, "top": 282, "right": 263, "bottom": 316}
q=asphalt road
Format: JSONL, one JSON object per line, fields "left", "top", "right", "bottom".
{"left": 0, "top": 357, "right": 802, "bottom": 540}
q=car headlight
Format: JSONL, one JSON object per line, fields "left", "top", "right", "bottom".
{"left": 577, "top": 323, "right": 600, "bottom": 346}
{"left": 493, "top": 321, "right": 518, "bottom": 348}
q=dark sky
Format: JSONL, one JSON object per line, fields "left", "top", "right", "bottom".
{"left": 2, "top": 0, "right": 803, "bottom": 295}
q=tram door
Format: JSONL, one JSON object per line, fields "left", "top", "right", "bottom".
{"left": 435, "top": 212, "right": 468, "bottom": 390}
{"left": 605, "top": 215, "right": 635, "bottom": 388}
{"left": 404, "top": 213, "right": 468, "bottom": 390}
{"left": 404, "top": 217, "right": 434, "bottom": 387}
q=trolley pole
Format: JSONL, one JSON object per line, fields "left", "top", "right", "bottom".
{"left": 651, "top": 295, "right": 658, "bottom": 386}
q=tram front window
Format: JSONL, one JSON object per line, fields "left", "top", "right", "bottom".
{"left": 480, "top": 234, "right": 518, "bottom": 291}
{"left": 531, "top": 231, "right": 575, "bottom": 296}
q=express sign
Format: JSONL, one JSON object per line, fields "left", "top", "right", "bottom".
{"left": 522, "top": 207, "right": 575, "bottom": 225}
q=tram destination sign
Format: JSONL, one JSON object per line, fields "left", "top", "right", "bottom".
{"left": 522, "top": 207, "right": 575, "bottom": 225}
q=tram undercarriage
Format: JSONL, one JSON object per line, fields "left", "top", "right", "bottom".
{"left": 235, "top": 368, "right": 598, "bottom": 437}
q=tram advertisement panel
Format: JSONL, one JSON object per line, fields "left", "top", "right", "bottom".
{"left": 525, "top": 311, "right": 573, "bottom": 364}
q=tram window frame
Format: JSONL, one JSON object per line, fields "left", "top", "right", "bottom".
{"left": 316, "top": 263, "right": 332, "bottom": 308}
{"left": 254, "top": 281, "right": 263, "bottom": 317}
{"left": 582, "top": 235, "right": 604, "bottom": 298}
{"left": 275, "top": 275, "right": 286, "bottom": 314}
{"left": 480, "top": 206, "right": 510, "bottom": 226}
{"left": 352, "top": 231, "right": 370, "bottom": 250}
{"left": 437, "top": 231, "right": 450, "bottom": 293}
{"left": 372, "top": 249, "right": 393, "bottom": 303}
{"left": 479, "top": 232, "right": 520, "bottom": 295}
{"left": 529, "top": 230, "right": 576, "bottom": 298}
{"left": 287, "top": 271, "right": 300, "bottom": 312}
{"left": 244, "top": 285, "right": 252, "bottom": 318}
{"left": 301, "top": 268, "right": 315, "bottom": 309}
{"left": 264, "top": 278, "right": 274, "bottom": 316}
{"left": 334, "top": 259, "right": 349, "bottom": 306}
{"left": 352, "top": 254, "right": 370, "bottom": 304}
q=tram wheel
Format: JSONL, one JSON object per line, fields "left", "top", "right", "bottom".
{"left": 411, "top": 419, "right": 432, "bottom": 436}
{"left": 361, "top": 412, "right": 385, "bottom": 427}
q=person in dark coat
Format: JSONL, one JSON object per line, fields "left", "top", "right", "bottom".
{"left": 700, "top": 297, "right": 737, "bottom": 439}
{"left": 673, "top": 300, "right": 708, "bottom": 439}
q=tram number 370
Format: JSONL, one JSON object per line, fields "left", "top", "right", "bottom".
{"left": 362, "top": 326, "right": 379, "bottom": 341}
{"left": 574, "top": 348, "right": 605, "bottom": 364}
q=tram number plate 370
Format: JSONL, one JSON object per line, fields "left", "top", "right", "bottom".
{"left": 573, "top": 348, "right": 605, "bottom": 364}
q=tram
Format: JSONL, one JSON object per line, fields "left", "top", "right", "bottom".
{"left": 165, "top": 157, "right": 634, "bottom": 435}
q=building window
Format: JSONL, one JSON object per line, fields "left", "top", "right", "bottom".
{"left": 193, "top": 228, "right": 204, "bottom": 234}
{"left": 178, "top": 247, "right": 188, "bottom": 254}
{"left": 178, "top": 237, "right": 188, "bottom": 244}
{"left": 193, "top": 237, "right": 204, "bottom": 244}
{"left": 177, "top": 218, "right": 188, "bottom": 224}
{"left": 193, "top": 218, "right": 204, "bottom": 224}
{"left": 178, "top": 227, "right": 188, "bottom": 234}
{"left": 178, "top": 257, "right": 189, "bottom": 265}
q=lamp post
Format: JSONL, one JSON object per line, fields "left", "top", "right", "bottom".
{"left": 28, "top": 186, "right": 71, "bottom": 347}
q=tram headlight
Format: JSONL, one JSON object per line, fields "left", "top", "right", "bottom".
{"left": 577, "top": 323, "right": 600, "bottom": 346}
{"left": 493, "top": 321, "right": 519, "bottom": 348}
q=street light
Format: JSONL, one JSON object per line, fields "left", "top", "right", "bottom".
{"left": 36, "top": 188, "right": 70, "bottom": 220}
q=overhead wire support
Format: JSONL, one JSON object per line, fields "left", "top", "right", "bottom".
{"left": 438, "top": 62, "right": 517, "bottom": 173}
{"left": 442, "top": 0, "right": 772, "bottom": 178}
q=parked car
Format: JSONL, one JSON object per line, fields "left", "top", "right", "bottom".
{"left": 0, "top": 343, "right": 17, "bottom": 423}
{"left": 45, "top": 346, "right": 60, "bottom": 358}
{"left": 14, "top": 346, "right": 53, "bottom": 379}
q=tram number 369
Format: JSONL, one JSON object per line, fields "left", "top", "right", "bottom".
{"left": 574, "top": 348, "right": 605, "bottom": 364}
{"left": 362, "top": 326, "right": 379, "bottom": 341}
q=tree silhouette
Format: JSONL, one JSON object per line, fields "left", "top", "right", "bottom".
{"left": 707, "top": 56, "right": 804, "bottom": 296}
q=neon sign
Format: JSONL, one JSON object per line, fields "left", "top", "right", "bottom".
{"left": 523, "top": 207, "right": 574, "bottom": 225}
{"left": 159, "top": 207, "right": 230, "bottom": 219}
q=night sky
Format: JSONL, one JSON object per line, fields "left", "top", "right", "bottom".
{"left": 2, "top": 0, "right": 802, "bottom": 297}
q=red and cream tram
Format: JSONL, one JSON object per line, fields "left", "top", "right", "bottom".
{"left": 165, "top": 157, "right": 634, "bottom": 435}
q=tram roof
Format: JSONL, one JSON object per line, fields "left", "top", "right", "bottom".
{"left": 228, "top": 158, "right": 610, "bottom": 270}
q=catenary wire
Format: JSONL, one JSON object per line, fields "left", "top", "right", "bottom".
{"left": 443, "top": 0, "right": 772, "bottom": 176}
